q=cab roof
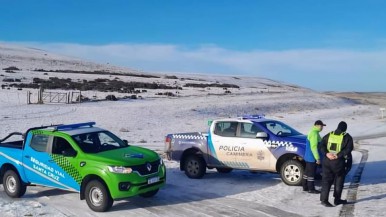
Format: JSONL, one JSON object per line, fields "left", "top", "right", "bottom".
{"left": 213, "top": 114, "right": 272, "bottom": 123}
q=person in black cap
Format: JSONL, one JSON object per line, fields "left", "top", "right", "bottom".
{"left": 303, "top": 120, "right": 325, "bottom": 193}
{"left": 319, "top": 121, "right": 353, "bottom": 207}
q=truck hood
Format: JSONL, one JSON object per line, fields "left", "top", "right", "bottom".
{"left": 86, "top": 146, "right": 160, "bottom": 166}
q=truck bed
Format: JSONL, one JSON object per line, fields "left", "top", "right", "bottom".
{"left": 0, "top": 140, "right": 23, "bottom": 149}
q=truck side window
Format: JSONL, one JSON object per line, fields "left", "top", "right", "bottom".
{"left": 214, "top": 122, "right": 238, "bottom": 137}
{"left": 30, "top": 134, "right": 49, "bottom": 152}
{"left": 52, "top": 137, "right": 74, "bottom": 155}
{"left": 239, "top": 123, "right": 263, "bottom": 138}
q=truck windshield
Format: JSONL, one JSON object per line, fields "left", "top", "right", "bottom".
{"left": 72, "top": 131, "right": 128, "bottom": 153}
{"left": 260, "top": 121, "right": 302, "bottom": 137}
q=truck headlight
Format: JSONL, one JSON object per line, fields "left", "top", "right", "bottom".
{"left": 159, "top": 157, "right": 164, "bottom": 166}
{"left": 108, "top": 166, "right": 133, "bottom": 174}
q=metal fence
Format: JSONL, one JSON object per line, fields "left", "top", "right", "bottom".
{"left": 27, "top": 89, "right": 81, "bottom": 104}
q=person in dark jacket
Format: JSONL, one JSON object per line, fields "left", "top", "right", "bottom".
{"left": 333, "top": 151, "right": 352, "bottom": 198}
{"left": 302, "top": 120, "right": 325, "bottom": 193}
{"left": 319, "top": 121, "right": 353, "bottom": 207}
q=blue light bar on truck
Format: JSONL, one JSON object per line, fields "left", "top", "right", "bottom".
{"left": 55, "top": 122, "right": 96, "bottom": 131}
{"left": 239, "top": 114, "right": 265, "bottom": 120}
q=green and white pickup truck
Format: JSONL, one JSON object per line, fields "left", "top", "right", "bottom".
{"left": 0, "top": 122, "right": 166, "bottom": 212}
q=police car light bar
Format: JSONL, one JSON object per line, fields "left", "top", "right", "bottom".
{"left": 239, "top": 114, "right": 265, "bottom": 120}
{"left": 55, "top": 122, "right": 96, "bottom": 131}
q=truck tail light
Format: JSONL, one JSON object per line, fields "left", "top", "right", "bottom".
{"left": 164, "top": 137, "right": 171, "bottom": 150}
{"left": 165, "top": 136, "right": 171, "bottom": 143}
{"left": 164, "top": 136, "right": 172, "bottom": 160}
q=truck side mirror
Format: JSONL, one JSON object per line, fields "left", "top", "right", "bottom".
{"left": 123, "top": 139, "right": 129, "bottom": 145}
{"left": 256, "top": 132, "right": 268, "bottom": 139}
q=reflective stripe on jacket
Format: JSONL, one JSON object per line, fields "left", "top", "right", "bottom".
{"left": 327, "top": 132, "right": 345, "bottom": 154}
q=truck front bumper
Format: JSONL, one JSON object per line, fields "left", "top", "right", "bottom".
{"left": 109, "top": 164, "right": 166, "bottom": 200}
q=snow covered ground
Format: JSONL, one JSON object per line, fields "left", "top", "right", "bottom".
{"left": 0, "top": 43, "right": 386, "bottom": 216}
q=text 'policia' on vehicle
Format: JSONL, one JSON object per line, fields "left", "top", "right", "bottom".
{"left": 0, "top": 122, "right": 166, "bottom": 212}
{"left": 165, "top": 115, "right": 308, "bottom": 186}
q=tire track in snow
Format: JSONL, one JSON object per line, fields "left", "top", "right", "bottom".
{"left": 339, "top": 133, "right": 386, "bottom": 217}
{"left": 0, "top": 106, "right": 77, "bottom": 121}
{"left": 339, "top": 149, "right": 368, "bottom": 217}
{"left": 129, "top": 184, "right": 302, "bottom": 217}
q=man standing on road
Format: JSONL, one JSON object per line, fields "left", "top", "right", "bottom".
{"left": 303, "top": 120, "right": 325, "bottom": 193}
{"left": 319, "top": 121, "right": 353, "bottom": 207}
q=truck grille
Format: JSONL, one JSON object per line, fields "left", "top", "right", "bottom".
{"left": 131, "top": 160, "right": 160, "bottom": 176}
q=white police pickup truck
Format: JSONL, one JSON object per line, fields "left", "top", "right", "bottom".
{"left": 165, "top": 115, "right": 307, "bottom": 186}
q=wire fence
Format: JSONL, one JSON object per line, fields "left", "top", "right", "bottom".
{"left": 0, "top": 89, "right": 81, "bottom": 105}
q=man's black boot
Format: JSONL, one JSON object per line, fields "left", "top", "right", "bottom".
{"left": 334, "top": 199, "right": 348, "bottom": 205}
{"left": 308, "top": 189, "right": 321, "bottom": 194}
{"left": 321, "top": 201, "right": 334, "bottom": 207}
{"left": 302, "top": 176, "right": 308, "bottom": 191}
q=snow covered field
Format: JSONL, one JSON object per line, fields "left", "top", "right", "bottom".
{"left": 1, "top": 43, "right": 386, "bottom": 216}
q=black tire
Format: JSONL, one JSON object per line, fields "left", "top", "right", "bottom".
{"left": 3, "top": 170, "right": 26, "bottom": 198}
{"left": 216, "top": 168, "right": 233, "bottom": 173}
{"left": 280, "top": 160, "right": 304, "bottom": 186}
{"left": 19, "top": 183, "right": 27, "bottom": 196}
{"left": 183, "top": 155, "right": 206, "bottom": 179}
{"left": 85, "top": 180, "right": 113, "bottom": 212}
{"left": 139, "top": 189, "right": 159, "bottom": 198}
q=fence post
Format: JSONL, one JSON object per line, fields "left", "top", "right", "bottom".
{"left": 27, "top": 91, "right": 30, "bottom": 104}
{"left": 38, "top": 87, "right": 43, "bottom": 104}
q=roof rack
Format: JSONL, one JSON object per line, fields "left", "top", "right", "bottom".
{"left": 0, "top": 132, "right": 23, "bottom": 143}
{"left": 238, "top": 114, "right": 265, "bottom": 120}
{"left": 54, "top": 122, "right": 96, "bottom": 131}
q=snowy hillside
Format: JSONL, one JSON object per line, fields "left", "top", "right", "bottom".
{"left": 0, "top": 43, "right": 309, "bottom": 97}
{"left": 0, "top": 43, "right": 385, "bottom": 217}
{"left": 0, "top": 43, "right": 139, "bottom": 72}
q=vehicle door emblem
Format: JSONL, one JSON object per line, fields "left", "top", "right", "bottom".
{"left": 257, "top": 151, "right": 265, "bottom": 160}
{"left": 146, "top": 163, "right": 152, "bottom": 171}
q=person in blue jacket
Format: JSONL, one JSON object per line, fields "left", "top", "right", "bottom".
{"left": 302, "top": 120, "right": 325, "bottom": 193}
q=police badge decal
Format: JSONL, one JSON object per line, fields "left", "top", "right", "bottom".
{"left": 257, "top": 150, "right": 265, "bottom": 160}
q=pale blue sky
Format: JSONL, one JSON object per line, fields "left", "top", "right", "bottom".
{"left": 1, "top": 0, "right": 386, "bottom": 91}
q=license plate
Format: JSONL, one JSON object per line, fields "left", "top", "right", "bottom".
{"left": 148, "top": 176, "right": 160, "bottom": 184}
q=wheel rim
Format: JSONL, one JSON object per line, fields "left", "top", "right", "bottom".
{"left": 283, "top": 164, "right": 301, "bottom": 183}
{"left": 187, "top": 159, "right": 199, "bottom": 175}
{"left": 6, "top": 176, "right": 17, "bottom": 193}
{"left": 89, "top": 187, "right": 104, "bottom": 207}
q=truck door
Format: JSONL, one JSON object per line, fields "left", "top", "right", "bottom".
{"left": 23, "top": 133, "right": 81, "bottom": 192}
{"left": 208, "top": 121, "right": 245, "bottom": 168}
{"left": 236, "top": 122, "right": 276, "bottom": 171}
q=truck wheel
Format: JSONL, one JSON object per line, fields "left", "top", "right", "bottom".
{"left": 85, "top": 180, "right": 113, "bottom": 212}
{"left": 216, "top": 168, "right": 233, "bottom": 173}
{"left": 139, "top": 189, "right": 159, "bottom": 198}
{"left": 3, "top": 170, "right": 27, "bottom": 198}
{"left": 184, "top": 155, "right": 206, "bottom": 179}
{"left": 280, "top": 160, "right": 304, "bottom": 186}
